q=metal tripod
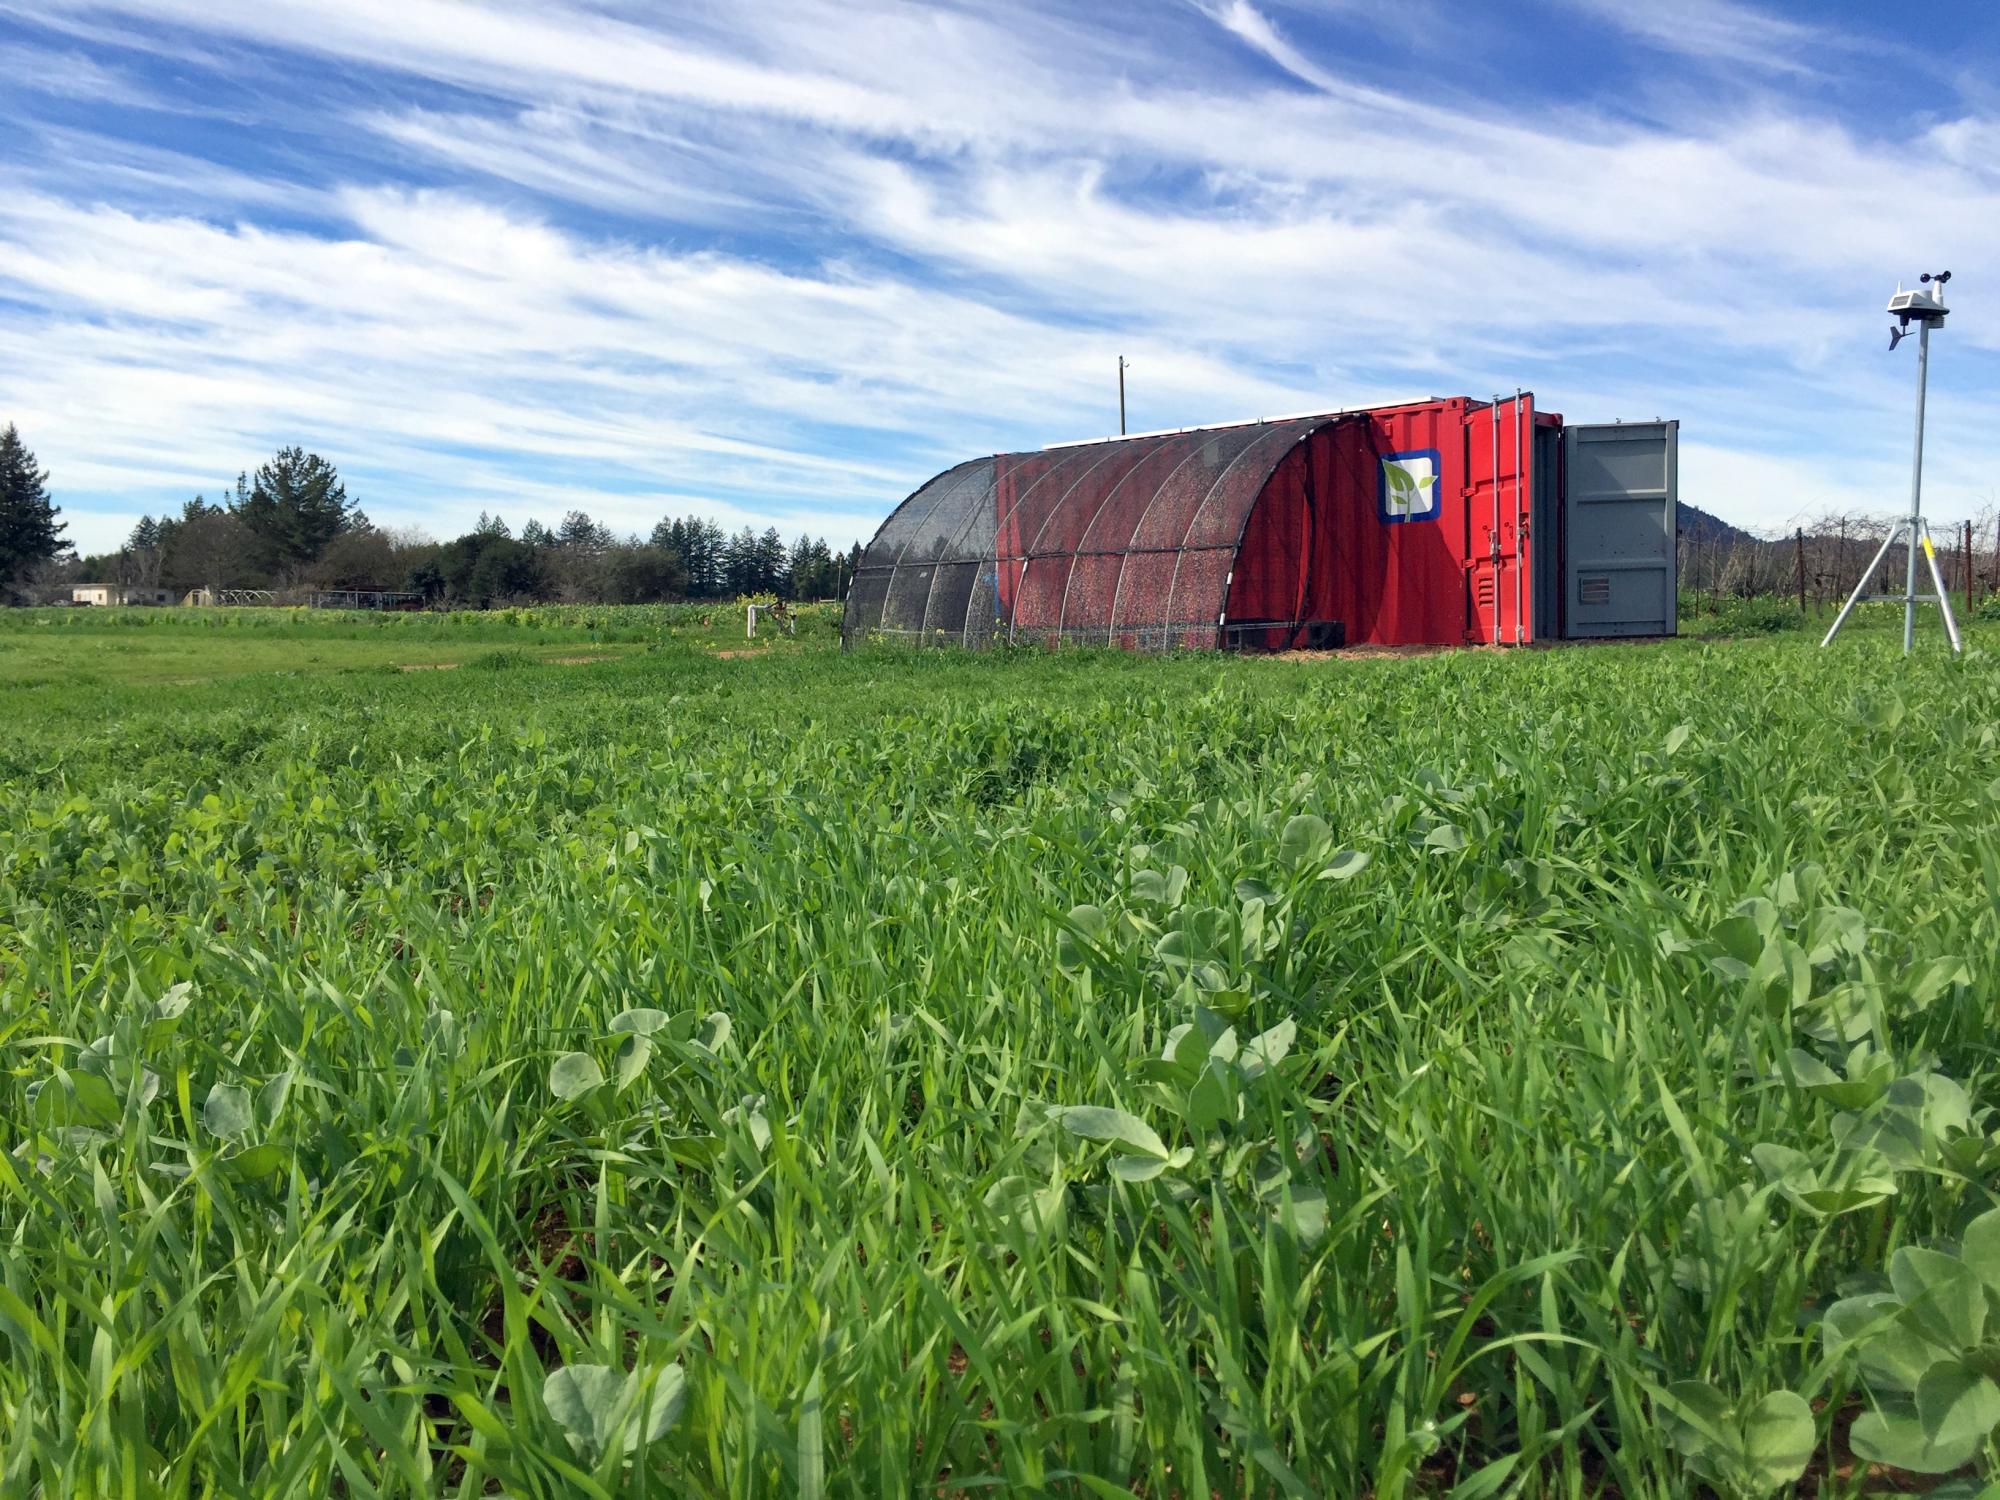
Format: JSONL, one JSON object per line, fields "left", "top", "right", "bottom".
{"left": 1822, "top": 317, "right": 1963, "bottom": 653}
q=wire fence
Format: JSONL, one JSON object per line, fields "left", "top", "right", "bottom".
{"left": 1677, "top": 503, "right": 1999, "bottom": 624}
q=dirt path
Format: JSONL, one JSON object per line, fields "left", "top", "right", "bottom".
{"left": 397, "top": 652, "right": 616, "bottom": 672}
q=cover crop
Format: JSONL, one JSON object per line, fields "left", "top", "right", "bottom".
{"left": 0, "top": 622, "right": 1995, "bottom": 1496}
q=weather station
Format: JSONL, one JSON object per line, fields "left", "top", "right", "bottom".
{"left": 1823, "top": 270, "right": 1964, "bottom": 654}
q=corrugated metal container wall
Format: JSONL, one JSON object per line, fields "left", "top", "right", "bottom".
{"left": 1225, "top": 397, "right": 1542, "bottom": 647}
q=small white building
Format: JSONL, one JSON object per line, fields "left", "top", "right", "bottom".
{"left": 72, "top": 585, "right": 173, "bottom": 606}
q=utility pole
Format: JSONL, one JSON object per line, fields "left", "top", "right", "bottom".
{"left": 1118, "top": 356, "right": 1128, "bottom": 436}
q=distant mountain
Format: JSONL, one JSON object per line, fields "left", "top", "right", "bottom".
{"left": 1676, "top": 502, "right": 1756, "bottom": 546}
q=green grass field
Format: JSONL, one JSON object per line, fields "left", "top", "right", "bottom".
{"left": 0, "top": 603, "right": 835, "bottom": 690}
{"left": 2, "top": 608, "right": 1996, "bottom": 1497}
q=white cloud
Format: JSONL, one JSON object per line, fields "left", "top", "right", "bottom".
{"left": 2, "top": 0, "right": 1998, "bottom": 556}
{"left": 1191, "top": 0, "right": 1346, "bottom": 95}
{"left": 0, "top": 184, "right": 1320, "bottom": 552}
{"left": 1551, "top": 0, "right": 1825, "bottom": 74}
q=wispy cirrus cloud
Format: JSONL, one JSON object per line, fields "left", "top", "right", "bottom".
{"left": 0, "top": 0, "right": 1995, "bottom": 554}
{"left": 1549, "top": 0, "right": 1827, "bottom": 74}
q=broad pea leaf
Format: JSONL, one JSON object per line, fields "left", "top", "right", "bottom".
{"left": 981, "top": 1175, "right": 1066, "bottom": 1239}
{"left": 1851, "top": 1405, "right": 1982, "bottom": 1475}
{"left": 146, "top": 982, "right": 194, "bottom": 1043}
{"left": 1278, "top": 814, "right": 1332, "bottom": 866}
{"left": 693, "top": 1012, "right": 732, "bottom": 1056}
{"left": 1659, "top": 1382, "right": 1814, "bottom": 1494}
{"left": 1908, "top": 957, "right": 1970, "bottom": 1010}
{"left": 1825, "top": 1293, "right": 1950, "bottom": 1394}
{"left": 67, "top": 1070, "right": 121, "bottom": 1128}
{"left": 257, "top": 1071, "right": 292, "bottom": 1129}
{"left": 1795, "top": 982, "right": 1877, "bottom": 1046}
{"left": 1239, "top": 1019, "right": 1296, "bottom": 1083}
{"left": 550, "top": 1052, "right": 605, "bottom": 1101}
{"left": 202, "top": 1082, "right": 255, "bottom": 1139}
{"left": 1708, "top": 914, "right": 1764, "bottom": 967}
{"left": 1163, "top": 1022, "right": 1208, "bottom": 1076}
{"left": 614, "top": 1033, "right": 652, "bottom": 1090}
{"left": 1108, "top": 1146, "right": 1192, "bottom": 1183}
{"left": 1891, "top": 1247, "right": 1987, "bottom": 1349}
{"left": 1187, "top": 1059, "right": 1234, "bottom": 1133}
{"left": 1658, "top": 1380, "right": 1733, "bottom": 1457}
{"left": 1752, "top": 937, "right": 1811, "bottom": 1010}
{"left": 1960, "top": 1209, "right": 2000, "bottom": 1295}
{"left": 222, "top": 1142, "right": 286, "bottom": 1180}
{"left": 1272, "top": 1185, "right": 1328, "bottom": 1247}
{"left": 1801, "top": 904, "right": 1868, "bottom": 964}
{"left": 1319, "top": 849, "right": 1370, "bottom": 881}
{"left": 1422, "top": 823, "right": 1467, "bottom": 853}
{"left": 543, "top": 1362, "right": 685, "bottom": 1464}
{"left": 1056, "top": 904, "right": 1108, "bottom": 970}
{"left": 1050, "top": 1106, "right": 1170, "bottom": 1160}
{"left": 1916, "top": 1359, "right": 2000, "bottom": 1453}
{"left": 609, "top": 1008, "right": 672, "bottom": 1036}
{"left": 1738, "top": 1391, "right": 1816, "bottom": 1492}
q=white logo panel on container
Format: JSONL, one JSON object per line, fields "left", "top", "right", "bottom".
{"left": 1380, "top": 454, "right": 1438, "bottom": 520}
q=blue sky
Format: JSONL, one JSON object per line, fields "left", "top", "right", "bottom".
{"left": 2, "top": 0, "right": 1997, "bottom": 555}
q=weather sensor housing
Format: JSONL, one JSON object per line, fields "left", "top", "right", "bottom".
{"left": 1887, "top": 277, "right": 1948, "bottom": 324}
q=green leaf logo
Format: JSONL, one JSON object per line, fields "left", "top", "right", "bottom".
{"left": 1382, "top": 457, "right": 1437, "bottom": 516}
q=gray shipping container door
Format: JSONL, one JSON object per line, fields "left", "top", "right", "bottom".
{"left": 1562, "top": 420, "right": 1678, "bottom": 638}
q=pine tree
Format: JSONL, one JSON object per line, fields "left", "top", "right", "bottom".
{"left": 475, "top": 512, "right": 512, "bottom": 538}
{"left": 557, "top": 510, "right": 608, "bottom": 552}
{"left": 785, "top": 534, "right": 816, "bottom": 599}
{"left": 0, "top": 423, "right": 70, "bottom": 591}
{"left": 721, "top": 527, "right": 756, "bottom": 595}
{"left": 235, "top": 448, "right": 353, "bottom": 574}
{"left": 126, "top": 515, "right": 165, "bottom": 588}
{"left": 160, "top": 494, "right": 253, "bottom": 593}
{"left": 689, "top": 520, "right": 726, "bottom": 597}
{"left": 757, "top": 526, "right": 788, "bottom": 595}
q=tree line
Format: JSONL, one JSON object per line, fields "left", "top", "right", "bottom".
{"left": 399, "top": 512, "right": 856, "bottom": 607}
{"left": 1, "top": 426, "right": 859, "bottom": 606}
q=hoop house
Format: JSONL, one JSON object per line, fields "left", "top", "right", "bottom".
{"left": 845, "top": 414, "right": 1343, "bottom": 651}
{"left": 842, "top": 398, "right": 1679, "bottom": 651}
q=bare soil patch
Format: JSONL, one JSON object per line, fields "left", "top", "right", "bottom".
{"left": 1262, "top": 643, "right": 1460, "bottom": 662}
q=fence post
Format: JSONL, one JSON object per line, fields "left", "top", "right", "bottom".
{"left": 1967, "top": 518, "right": 1975, "bottom": 617}
{"left": 1795, "top": 527, "right": 1806, "bottom": 616}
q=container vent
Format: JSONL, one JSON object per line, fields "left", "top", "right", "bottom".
{"left": 1578, "top": 575, "right": 1612, "bottom": 606}
{"left": 1474, "top": 576, "right": 1496, "bottom": 608}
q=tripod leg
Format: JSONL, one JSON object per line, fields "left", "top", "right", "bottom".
{"left": 1918, "top": 521, "right": 1965, "bottom": 653}
{"left": 1822, "top": 522, "right": 1904, "bottom": 647}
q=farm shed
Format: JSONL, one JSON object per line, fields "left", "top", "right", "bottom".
{"left": 72, "top": 585, "right": 173, "bottom": 606}
{"left": 841, "top": 397, "right": 1678, "bottom": 651}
